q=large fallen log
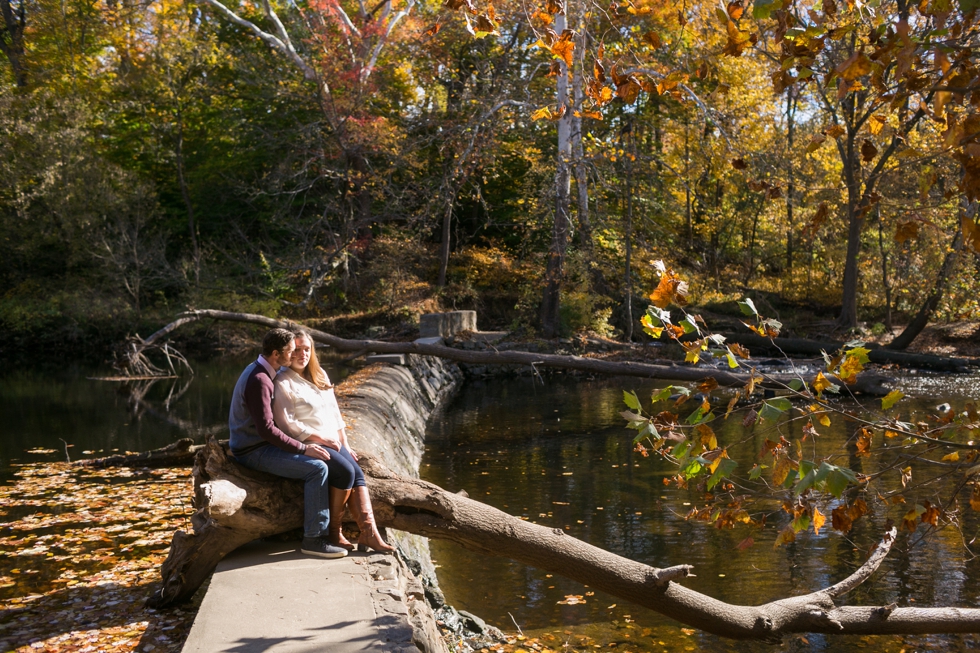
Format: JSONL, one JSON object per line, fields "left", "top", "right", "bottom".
{"left": 127, "top": 309, "right": 893, "bottom": 395}
{"left": 147, "top": 436, "right": 980, "bottom": 639}
{"left": 725, "top": 333, "right": 974, "bottom": 372}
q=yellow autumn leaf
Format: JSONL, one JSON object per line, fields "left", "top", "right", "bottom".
{"left": 813, "top": 371, "right": 832, "bottom": 396}
{"left": 773, "top": 525, "right": 796, "bottom": 548}
{"left": 812, "top": 507, "right": 826, "bottom": 535}
{"left": 942, "top": 451, "right": 960, "bottom": 462}
{"left": 773, "top": 453, "right": 793, "bottom": 485}
{"left": 838, "top": 354, "right": 864, "bottom": 383}
{"left": 530, "top": 107, "right": 553, "bottom": 121}
{"left": 881, "top": 389, "right": 905, "bottom": 410}
{"left": 699, "top": 424, "right": 718, "bottom": 451}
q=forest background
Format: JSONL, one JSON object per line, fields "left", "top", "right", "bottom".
{"left": 2, "top": 0, "right": 980, "bottom": 366}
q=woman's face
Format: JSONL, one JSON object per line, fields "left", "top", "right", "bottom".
{"left": 290, "top": 336, "right": 312, "bottom": 373}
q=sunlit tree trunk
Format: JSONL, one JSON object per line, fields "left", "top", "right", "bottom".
{"left": 540, "top": 12, "right": 572, "bottom": 338}
{"left": 623, "top": 125, "right": 634, "bottom": 342}
{"left": 785, "top": 89, "right": 797, "bottom": 272}
{"left": 837, "top": 117, "right": 863, "bottom": 329}
{"left": 0, "top": 0, "right": 28, "bottom": 86}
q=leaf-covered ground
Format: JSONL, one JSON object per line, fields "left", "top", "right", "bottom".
{"left": 0, "top": 463, "right": 198, "bottom": 652}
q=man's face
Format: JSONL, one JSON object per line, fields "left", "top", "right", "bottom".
{"left": 273, "top": 339, "right": 296, "bottom": 367}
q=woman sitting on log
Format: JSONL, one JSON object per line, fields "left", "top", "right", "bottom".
{"left": 272, "top": 330, "right": 395, "bottom": 553}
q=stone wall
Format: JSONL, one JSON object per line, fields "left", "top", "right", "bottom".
{"left": 335, "top": 355, "right": 464, "bottom": 653}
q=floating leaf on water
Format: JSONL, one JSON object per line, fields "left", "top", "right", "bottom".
{"left": 557, "top": 594, "right": 586, "bottom": 605}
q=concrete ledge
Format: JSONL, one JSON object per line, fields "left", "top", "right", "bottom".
{"left": 419, "top": 311, "right": 477, "bottom": 338}
{"left": 365, "top": 353, "right": 407, "bottom": 366}
{"left": 182, "top": 540, "right": 438, "bottom": 653}
{"left": 181, "top": 356, "right": 464, "bottom": 653}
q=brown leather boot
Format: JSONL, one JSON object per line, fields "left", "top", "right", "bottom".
{"left": 328, "top": 487, "right": 354, "bottom": 551}
{"left": 349, "top": 486, "right": 395, "bottom": 553}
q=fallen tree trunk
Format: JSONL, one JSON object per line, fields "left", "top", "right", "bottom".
{"left": 724, "top": 333, "right": 974, "bottom": 372}
{"left": 147, "top": 436, "right": 980, "bottom": 639}
{"left": 128, "top": 309, "right": 893, "bottom": 395}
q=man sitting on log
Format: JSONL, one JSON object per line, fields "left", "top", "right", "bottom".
{"left": 228, "top": 327, "right": 349, "bottom": 559}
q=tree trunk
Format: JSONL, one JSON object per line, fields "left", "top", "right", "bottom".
{"left": 540, "top": 11, "right": 572, "bottom": 338}
{"left": 876, "top": 206, "right": 893, "bottom": 331}
{"left": 0, "top": 0, "right": 28, "bottom": 87}
{"left": 147, "top": 438, "right": 980, "bottom": 639}
{"left": 567, "top": 5, "right": 610, "bottom": 298}
{"left": 623, "top": 128, "right": 634, "bottom": 342}
{"left": 887, "top": 220, "right": 967, "bottom": 351}
{"left": 785, "top": 89, "right": 797, "bottom": 272}
{"left": 437, "top": 197, "right": 454, "bottom": 288}
{"left": 175, "top": 104, "right": 201, "bottom": 285}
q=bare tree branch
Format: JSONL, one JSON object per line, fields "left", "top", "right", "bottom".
{"left": 198, "top": 0, "right": 317, "bottom": 81}
{"left": 362, "top": 0, "right": 416, "bottom": 82}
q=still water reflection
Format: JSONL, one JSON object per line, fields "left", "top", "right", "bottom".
{"left": 421, "top": 374, "right": 980, "bottom": 652}
{"left": 2, "top": 357, "right": 979, "bottom": 651}
{"left": 0, "top": 353, "right": 347, "bottom": 479}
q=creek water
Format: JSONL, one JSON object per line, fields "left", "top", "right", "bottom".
{"left": 2, "top": 356, "right": 979, "bottom": 651}
{"left": 420, "top": 371, "right": 980, "bottom": 652}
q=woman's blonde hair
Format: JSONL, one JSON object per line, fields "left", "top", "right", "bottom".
{"left": 294, "top": 331, "right": 332, "bottom": 390}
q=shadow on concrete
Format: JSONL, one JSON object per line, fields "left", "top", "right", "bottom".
{"left": 222, "top": 635, "right": 314, "bottom": 652}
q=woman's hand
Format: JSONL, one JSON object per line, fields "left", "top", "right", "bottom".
{"left": 307, "top": 434, "right": 342, "bottom": 451}
{"left": 348, "top": 449, "right": 358, "bottom": 461}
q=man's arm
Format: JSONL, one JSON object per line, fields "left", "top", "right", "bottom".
{"left": 243, "top": 373, "right": 308, "bottom": 455}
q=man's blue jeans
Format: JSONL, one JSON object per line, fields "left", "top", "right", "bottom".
{"left": 234, "top": 445, "right": 330, "bottom": 539}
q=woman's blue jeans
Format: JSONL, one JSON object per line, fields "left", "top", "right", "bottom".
{"left": 234, "top": 445, "right": 331, "bottom": 539}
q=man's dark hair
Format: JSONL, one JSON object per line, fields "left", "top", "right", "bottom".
{"left": 262, "top": 328, "right": 296, "bottom": 357}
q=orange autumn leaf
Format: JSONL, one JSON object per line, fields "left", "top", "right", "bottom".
{"left": 962, "top": 214, "right": 980, "bottom": 252}
{"left": 550, "top": 29, "right": 575, "bottom": 67}
{"left": 649, "top": 268, "right": 689, "bottom": 308}
{"left": 697, "top": 377, "right": 719, "bottom": 394}
{"left": 824, "top": 123, "right": 846, "bottom": 138}
{"left": 921, "top": 500, "right": 941, "bottom": 527}
{"left": 722, "top": 19, "right": 754, "bottom": 56}
{"left": 726, "top": 0, "right": 744, "bottom": 20}
{"left": 643, "top": 31, "right": 662, "bottom": 48}
{"left": 836, "top": 52, "right": 872, "bottom": 81}
{"left": 854, "top": 427, "right": 873, "bottom": 458}
{"left": 546, "top": 0, "right": 564, "bottom": 14}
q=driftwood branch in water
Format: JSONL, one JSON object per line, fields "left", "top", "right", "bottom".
{"left": 147, "top": 438, "right": 980, "bottom": 638}
{"left": 127, "top": 309, "right": 894, "bottom": 395}
{"left": 77, "top": 437, "right": 230, "bottom": 468}
{"left": 80, "top": 438, "right": 204, "bottom": 468}
{"left": 725, "top": 333, "right": 974, "bottom": 372}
